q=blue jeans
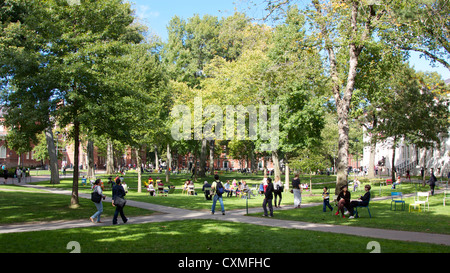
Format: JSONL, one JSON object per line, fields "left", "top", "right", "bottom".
{"left": 323, "top": 199, "right": 333, "bottom": 212}
{"left": 211, "top": 194, "right": 224, "bottom": 213}
{"left": 91, "top": 202, "right": 103, "bottom": 222}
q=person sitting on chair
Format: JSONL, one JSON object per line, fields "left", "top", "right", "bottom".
{"left": 349, "top": 185, "right": 371, "bottom": 219}
{"left": 147, "top": 182, "right": 155, "bottom": 196}
{"left": 202, "top": 181, "right": 212, "bottom": 200}
{"left": 392, "top": 176, "right": 401, "bottom": 189}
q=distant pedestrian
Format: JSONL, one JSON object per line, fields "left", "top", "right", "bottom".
{"left": 429, "top": 169, "right": 437, "bottom": 196}
{"left": 16, "top": 168, "right": 22, "bottom": 183}
{"left": 211, "top": 174, "right": 225, "bottom": 215}
{"left": 90, "top": 179, "right": 106, "bottom": 223}
{"left": 262, "top": 177, "right": 274, "bottom": 217}
{"left": 292, "top": 173, "right": 301, "bottom": 208}
{"left": 3, "top": 166, "right": 8, "bottom": 184}
{"left": 112, "top": 177, "right": 128, "bottom": 225}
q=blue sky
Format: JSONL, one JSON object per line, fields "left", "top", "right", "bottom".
{"left": 128, "top": 0, "right": 449, "bottom": 81}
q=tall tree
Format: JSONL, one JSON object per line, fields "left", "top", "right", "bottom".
{"left": 262, "top": 0, "right": 388, "bottom": 193}
{"left": 1, "top": 0, "right": 145, "bottom": 207}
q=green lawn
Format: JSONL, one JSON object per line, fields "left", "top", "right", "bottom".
{"left": 1, "top": 219, "right": 449, "bottom": 253}
{"left": 1, "top": 171, "right": 449, "bottom": 253}
{"left": 249, "top": 192, "right": 450, "bottom": 234}
{"left": 0, "top": 191, "right": 155, "bottom": 224}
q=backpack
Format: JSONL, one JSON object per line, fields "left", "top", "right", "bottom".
{"left": 91, "top": 191, "right": 102, "bottom": 203}
{"left": 216, "top": 181, "right": 224, "bottom": 196}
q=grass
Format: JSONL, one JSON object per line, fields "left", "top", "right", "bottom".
{"left": 1, "top": 219, "right": 449, "bottom": 253}
{"left": 1, "top": 171, "right": 449, "bottom": 253}
{"left": 249, "top": 192, "right": 450, "bottom": 234}
{"left": 0, "top": 191, "right": 155, "bottom": 224}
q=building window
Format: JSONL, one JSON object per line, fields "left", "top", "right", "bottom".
{"left": 0, "top": 146, "right": 6, "bottom": 159}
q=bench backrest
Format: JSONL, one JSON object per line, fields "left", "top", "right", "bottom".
{"left": 391, "top": 192, "right": 403, "bottom": 199}
{"left": 417, "top": 191, "right": 429, "bottom": 202}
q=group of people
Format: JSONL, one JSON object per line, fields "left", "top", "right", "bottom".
{"left": 89, "top": 176, "right": 129, "bottom": 225}
{"left": 145, "top": 176, "right": 167, "bottom": 196}
{"left": 323, "top": 184, "right": 371, "bottom": 219}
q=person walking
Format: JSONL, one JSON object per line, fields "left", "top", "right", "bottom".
{"left": 273, "top": 175, "right": 283, "bottom": 208}
{"left": 292, "top": 173, "right": 302, "bottom": 208}
{"left": 429, "top": 169, "right": 437, "bottom": 196}
{"left": 112, "top": 177, "right": 128, "bottom": 225}
{"left": 262, "top": 177, "right": 274, "bottom": 217}
{"left": 211, "top": 174, "right": 225, "bottom": 215}
{"left": 90, "top": 179, "right": 106, "bottom": 223}
{"left": 322, "top": 187, "right": 333, "bottom": 212}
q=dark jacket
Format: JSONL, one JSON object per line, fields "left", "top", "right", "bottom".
{"left": 292, "top": 178, "right": 300, "bottom": 189}
{"left": 429, "top": 174, "right": 437, "bottom": 186}
{"left": 337, "top": 190, "right": 351, "bottom": 203}
{"left": 112, "top": 184, "right": 126, "bottom": 200}
{"left": 265, "top": 182, "right": 274, "bottom": 200}
{"left": 359, "top": 191, "right": 371, "bottom": 206}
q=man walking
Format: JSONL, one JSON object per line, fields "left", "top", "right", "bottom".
{"left": 211, "top": 174, "right": 225, "bottom": 215}
{"left": 262, "top": 177, "right": 274, "bottom": 217}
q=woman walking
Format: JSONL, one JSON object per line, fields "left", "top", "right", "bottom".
{"left": 90, "top": 179, "right": 106, "bottom": 223}
{"left": 273, "top": 175, "right": 283, "bottom": 208}
{"left": 292, "top": 173, "right": 302, "bottom": 208}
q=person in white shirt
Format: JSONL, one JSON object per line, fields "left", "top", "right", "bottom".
{"left": 147, "top": 182, "right": 155, "bottom": 196}
{"left": 273, "top": 176, "right": 283, "bottom": 207}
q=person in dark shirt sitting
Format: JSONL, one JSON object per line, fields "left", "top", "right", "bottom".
{"left": 202, "top": 181, "right": 212, "bottom": 200}
{"left": 348, "top": 185, "right": 371, "bottom": 219}
{"left": 335, "top": 185, "right": 351, "bottom": 218}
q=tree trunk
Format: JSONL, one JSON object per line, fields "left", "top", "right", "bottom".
{"left": 166, "top": 143, "right": 172, "bottom": 184}
{"left": 70, "top": 120, "right": 80, "bottom": 208}
{"left": 391, "top": 138, "right": 397, "bottom": 183}
{"left": 263, "top": 157, "right": 268, "bottom": 178}
{"left": 45, "top": 126, "right": 60, "bottom": 184}
{"left": 154, "top": 145, "right": 159, "bottom": 171}
{"left": 313, "top": 1, "right": 364, "bottom": 195}
{"left": 284, "top": 162, "right": 290, "bottom": 192}
{"left": 367, "top": 142, "right": 376, "bottom": 179}
{"left": 199, "top": 138, "right": 207, "bottom": 177}
{"left": 272, "top": 150, "right": 281, "bottom": 180}
{"left": 87, "top": 140, "right": 95, "bottom": 179}
{"left": 136, "top": 148, "right": 142, "bottom": 193}
{"left": 106, "top": 139, "right": 114, "bottom": 175}
{"left": 209, "top": 140, "right": 215, "bottom": 175}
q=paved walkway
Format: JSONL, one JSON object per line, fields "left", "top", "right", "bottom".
{"left": 1, "top": 177, "right": 449, "bottom": 247}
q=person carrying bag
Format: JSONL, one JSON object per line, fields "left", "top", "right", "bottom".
{"left": 112, "top": 177, "right": 128, "bottom": 225}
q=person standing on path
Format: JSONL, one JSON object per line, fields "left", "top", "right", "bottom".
{"left": 429, "top": 169, "right": 437, "bottom": 196}
{"left": 262, "top": 177, "right": 274, "bottom": 217}
{"left": 273, "top": 175, "right": 283, "bottom": 208}
{"left": 90, "top": 179, "right": 106, "bottom": 223}
{"left": 292, "top": 173, "right": 302, "bottom": 208}
{"left": 112, "top": 177, "right": 128, "bottom": 225}
{"left": 211, "top": 174, "right": 225, "bottom": 215}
